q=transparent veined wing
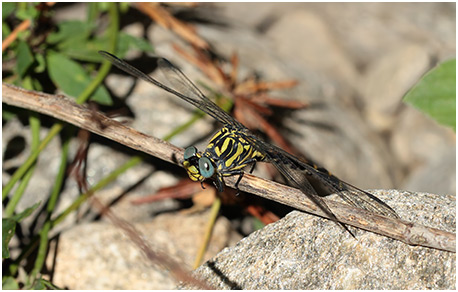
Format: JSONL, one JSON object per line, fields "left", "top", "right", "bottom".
{"left": 99, "top": 51, "right": 247, "bottom": 131}
{"left": 250, "top": 137, "right": 399, "bottom": 219}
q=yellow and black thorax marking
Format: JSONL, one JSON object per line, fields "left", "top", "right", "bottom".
{"left": 204, "top": 127, "right": 265, "bottom": 175}
{"left": 182, "top": 126, "right": 265, "bottom": 192}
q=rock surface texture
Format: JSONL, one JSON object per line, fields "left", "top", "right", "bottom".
{"left": 183, "top": 190, "right": 455, "bottom": 289}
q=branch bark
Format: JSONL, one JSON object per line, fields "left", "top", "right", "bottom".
{"left": 3, "top": 83, "right": 455, "bottom": 253}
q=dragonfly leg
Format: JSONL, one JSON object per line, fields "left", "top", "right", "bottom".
{"left": 221, "top": 160, "right": 258, "bottom": 195}
{"left": 234, "top": 172, "right": 244, "bottom": 196}
{"left": 248, "top": 161, "right": 257, "bottom": 174}
{"left": 213, "top": 175, "right": 225, "bottom": 193}
{"left": 233, "top": 161, "right": 257, "bottom": 196}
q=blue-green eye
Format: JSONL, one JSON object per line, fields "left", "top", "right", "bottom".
{"left": 184, "top": 146, "right": 198, "bottom": 160}
{"left": 199, "top": 157, "right": 214, "bottom": 178}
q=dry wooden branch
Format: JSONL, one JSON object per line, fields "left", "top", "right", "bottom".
{"left": 2, "top": 83, "right": 455, "bottom": 253}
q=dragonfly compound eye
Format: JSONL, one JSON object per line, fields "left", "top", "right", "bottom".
{"left": 199, "top": 157, "right": 215, "bottom": 178}
{"left": 184, "top": 146, "right": 198, "bottom": 160}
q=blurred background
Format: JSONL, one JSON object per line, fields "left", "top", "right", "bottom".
{"left": 2, "top": 3, "right": 455, "bottom": 289}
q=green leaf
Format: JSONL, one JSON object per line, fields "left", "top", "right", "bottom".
{"left": 35, "top": 278, "right": 61, "bottom": 290}
{"left": 2, "top": 3, "right": 16, "bottom": 21}
{"left": 2, "top": 276, "right": 19, "bottom": 290}
{"left": 118, "top": 32, "right": 155, "bottom": 54}
{"left": 404, "top": 59, "right": 456, "bottom": 131}
{"left": 31, "top": 77, "right": 43, "bottom": 92}
{"left": 2, "top": 21, "right": 11, "bottom": 39}
{"left": 11, "top": 201, "right": 41, "bottom": 222}
{"left": 30, "top": 278, "right": 46, "bottom": 290}
{"left": 16, "top": 40, "right": 34, "bottom": 77}
{"left": 58, "top": 36, "right": 112, "bottom": 63}
{"left": 252, "top": 217, "right": 265, "bottom": 231}
{"left": 47, "top": 51, "right": 113, "bottom": 105}
{"left": 2, "top": 104, "right": 20, "bottom": 121}
{"left": 119, "top": 2, "right": 131, "bottom": 13}
{"left": 2, "top": 202, "right": 41, "bottom": 259}
{"left": 15, "top": 3, "right": 39, "bottom": 21}
{"left": 47, "top": 20, "right": 94, "bottom": 45}
{"left": 34, "top": 53, "right": 46, "bottom": 73}
{"left": 97, "top": 2, "right": 111, "bottom": 11}
{"left": 2, "top": 218, "right": 16, "bottom": 259}
{"left": 59, "top": 32, "right": 154, "bottom": 63}
{"left": 20, "top": 75, "right": 34, "bottom": 90}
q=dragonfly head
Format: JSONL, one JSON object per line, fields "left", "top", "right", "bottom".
{"left": 183, "top": 146, "right": 216, "bottom": 184}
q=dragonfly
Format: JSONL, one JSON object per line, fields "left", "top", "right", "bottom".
{"left": 99, "top": 50, "right": 399, "bottom": 234}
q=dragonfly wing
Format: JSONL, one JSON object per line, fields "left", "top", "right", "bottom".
{"left": 252, "top": 137, "right": 399, "bottom": 219}
{"left": 316, "top": 175, "right": 399, "bottom": 219}
{"left": 290, "top": 159, "right": 400, "bottom": 218}
{"left": 157, "top": 59, "right": 248, "bottom": 130}
{"left": 249, "top": 138, "right": 354, "bottom": 234}
{"left": 99, "top": 51, "right": 246, "bottom": 131}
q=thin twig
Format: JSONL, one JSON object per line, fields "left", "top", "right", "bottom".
{"left": 2, "top": 19, "right": 31, "bottom": 52}
{"left": 136, "top": 3, "right": 209, "bottom": 50}
{"left": 2, "top": 83, "right": 455, "bottom": 253}
{"left": 90, "top": 190, "right": 214, "bottom": 289}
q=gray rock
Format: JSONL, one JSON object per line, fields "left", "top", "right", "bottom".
{"left": 404, "top": 144, "right": 456, "bottom": 196}
{"left": 302, "top": 3, "right": 456, "bottom": 68}
{"left": 47, "top": 211, "right": 239, "bottom": 289}
{"left": 184, "top": 190, "right": 455, "bottom": 289}
{"left": 360, "top": 44, "right": 430, "bottom": 132}
{"left": 265, "top": 9, "right": 359, "bottom": 90}
{"left": 391, "top": 106, "right": 456, "bottom": 191}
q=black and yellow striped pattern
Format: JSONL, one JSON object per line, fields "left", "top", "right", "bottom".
{"left": 204, "top": 127, "right": 265, "bottom": 173}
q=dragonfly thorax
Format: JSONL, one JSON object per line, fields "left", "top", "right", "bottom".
{"left": 182, "top": 127, "right": 265, "bottom": 192}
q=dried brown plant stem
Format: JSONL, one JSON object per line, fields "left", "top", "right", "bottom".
{"left": 2, "top": 83, "right": 455, "bottom": 253}
{"left": 91, "top": 194, "right": 214, "bottom": 289}
{"left": 135, "top": 2, "right": 209, "bottom": 50}
{"left": 2, "top": 19, "right": 31, "bottom": 52}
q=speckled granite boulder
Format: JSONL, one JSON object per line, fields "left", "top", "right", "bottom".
{"left": 182, "top": 190, "right": 455, "bottom": 289}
